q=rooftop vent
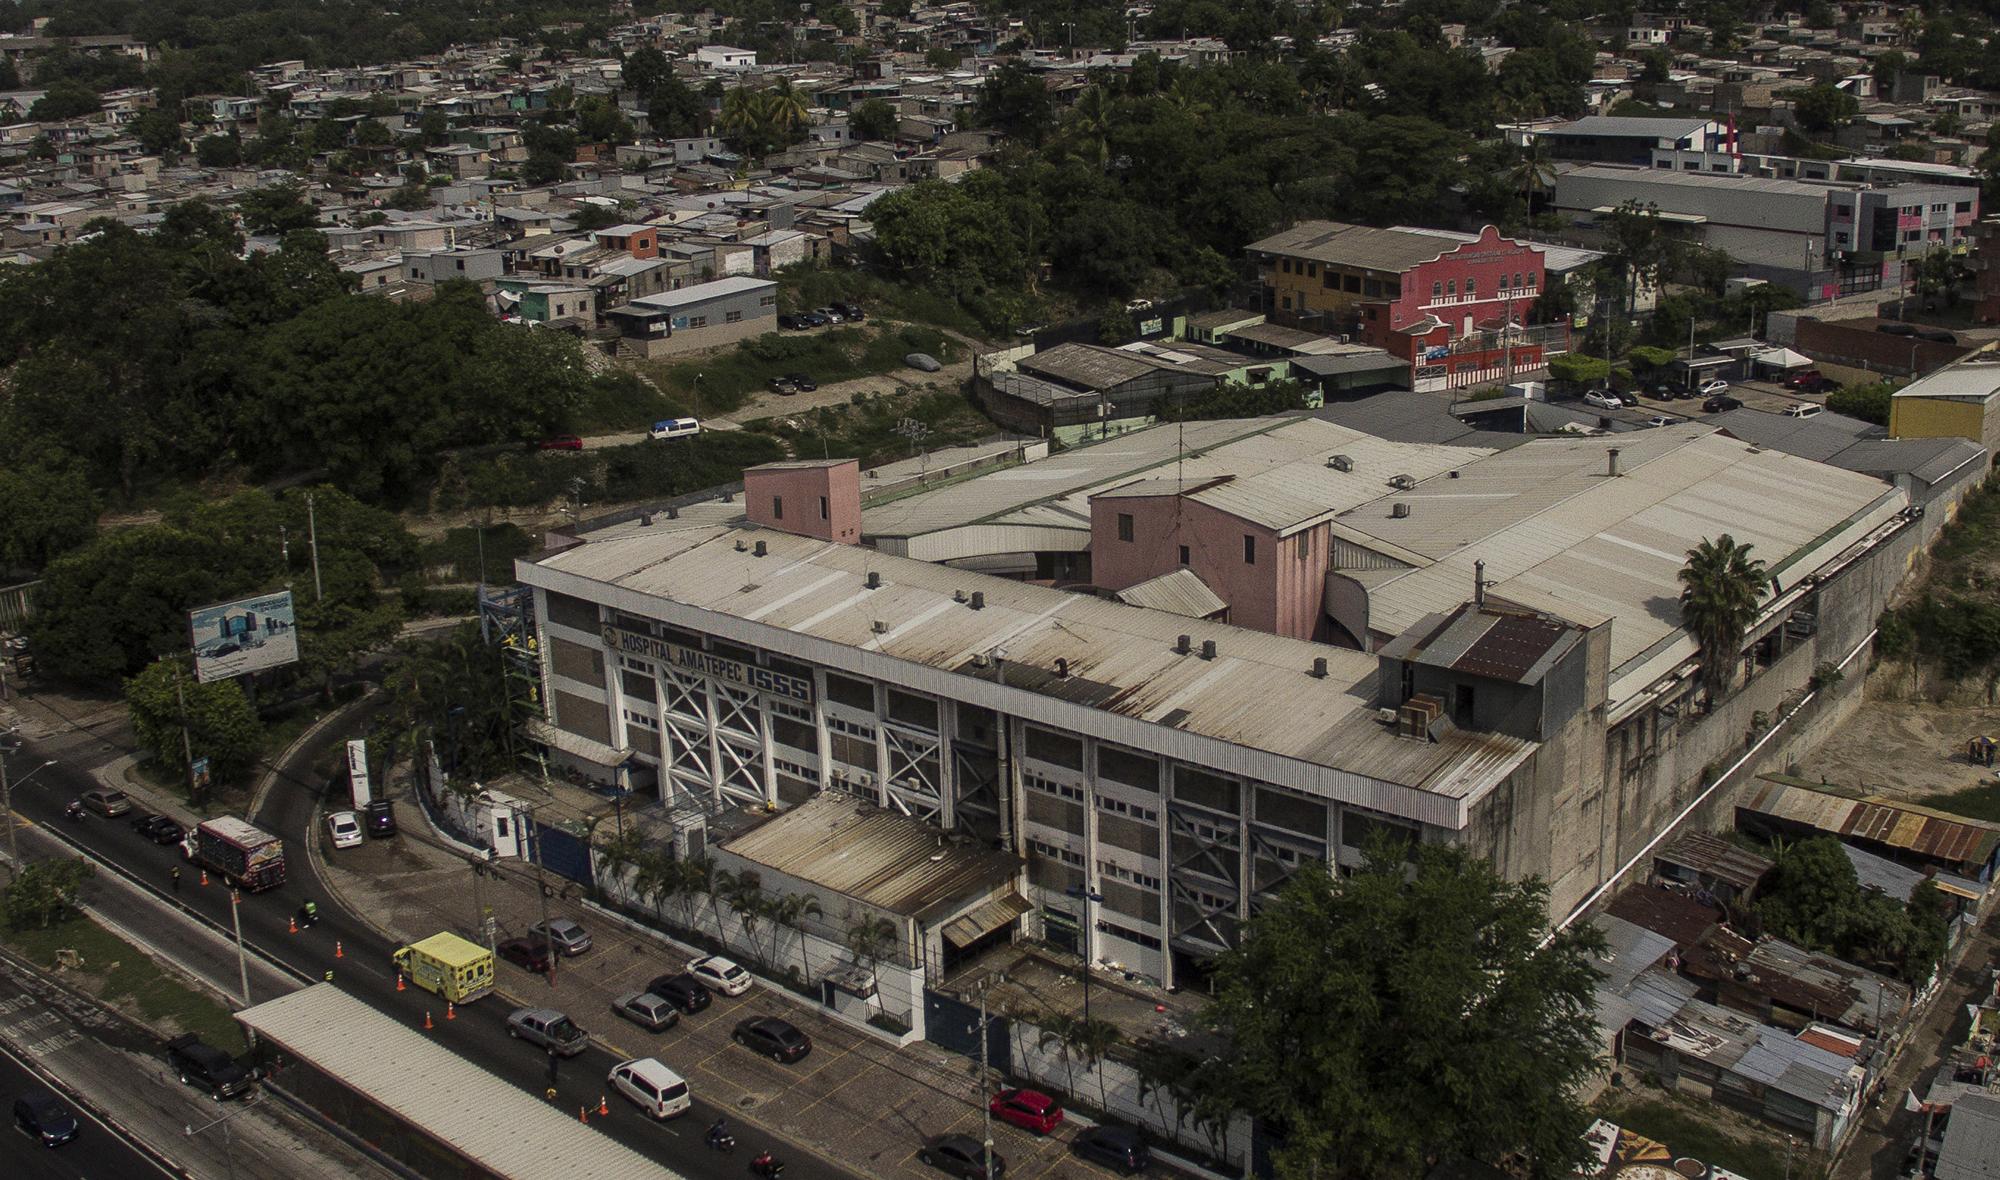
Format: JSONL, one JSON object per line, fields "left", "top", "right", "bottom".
{"left": 666, "top": 505, "right": 679, "bottom": 520}
{"left": 871, "top": 619, "right": 888, "bottom": 634}
{"left": 734, "top": 539, "right": 748, "bottom": 552}
{"left": 1199, "top": 639, "right": 1217, "bottom": 661}
{"left": 865, "top": 571, "right": 881, "bottom": 589}
{"left": 639, "top": 512, "right": 653, "bottom": 526}
{"left": 1310, "top": 657, "right": 1328, "bottom": 679}
{"left": 752, "top": 540, "right": 767, "bottom": 557}
{"left": 1174, "top": 634, "right": 1192, "bottom": 655}
{"left": 1391, "top": 502, "right": 1411, "bottom": 519}
{"left": 969, "top": 591, "right": 985, "bottom": 610}
{"left": 1327, "top": 454, "right": 1354, "bottom": 472}
{"left": 954, "top": 589, "right": 968, "bottom": 603}
{"left": 1388, "top": 474, "right": 1417, "bottom": 490}
{"left": 1607, "top": 447, "right": 1622, "bottom": 478}
{"left": 1055, "top": 657, "right": 1070, "bottom": 678}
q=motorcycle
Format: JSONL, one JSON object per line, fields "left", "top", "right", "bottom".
{"left": 63, "top": 801, "right": 85, "bottom": 822}
{"left": 751, "top": 1152, "right": 784, "bottom": 1179}
{"left": 296, "top": 904, "right": 320, "bottom": 929}
{"left": 706, "top": 1127, "right": 736, "bottom": 1153}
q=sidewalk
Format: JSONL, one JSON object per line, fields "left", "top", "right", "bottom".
{"left": 318, "top": 792, "right": 1099, "bottom": 1180}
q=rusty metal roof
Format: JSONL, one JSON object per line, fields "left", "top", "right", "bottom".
{"left": 1742, "top": 777, "right": 2000, "bottom": 870}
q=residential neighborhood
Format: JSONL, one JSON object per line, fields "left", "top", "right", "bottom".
{"left": 7, "top": 3, "right": 2000, "bottom": 1180}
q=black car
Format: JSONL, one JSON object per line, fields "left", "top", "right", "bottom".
{"left": 777, "top": 313, "right": 807, "bottom": 330}
{"left": 767, "top": 375, "right": 797, "bottom": 394}
{"left": 1702, "top": 394, "right": 1743, "bottom": 413}
{"left": 834, "top": 302, "right": 864, "bottom": 322}
{"left": 363, "top": 799, "right": 397, "bottom": 837}
{"left": 799, "top": 311, "right": 831, "bottom": 328}
{"left": 1072, "top": 1126, "right": 1149, "bottom": 1174}
{"left": 166, "top": 1035, "right": 255, "bottom": 1100}
{"left": 732, "top": 1016, "right": 811, "bottom": 1063}
{"left": 12, "top": 1092, "right": 79, "bottom": 1147}
{"left": 920, "top": 1133, "right": 1006, "bottom": 1178}
{"left": 135, "top": 814, "right": 184, "bottom": 845}
{"left": 783, "top": 372, "right": 817, "bottom": 392}
{"left": 645, "top": 973, "right": 712, "bottom": 1014}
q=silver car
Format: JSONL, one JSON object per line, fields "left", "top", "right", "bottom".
{"left": 611, "top": 991, "right": 682, "bottom": 1033}
{"left": 529, "top": 918, "right": 591, "bottom": 956}
{"left": 506, "top": 1007, "right": 589, "bottom": 1056}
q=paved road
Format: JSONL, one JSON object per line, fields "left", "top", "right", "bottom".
{"left": 0, "top": 1039, "right": 178, "bottom": 1180}
{"left": 3, "top": 718, "right": 864, "bottom": 1180}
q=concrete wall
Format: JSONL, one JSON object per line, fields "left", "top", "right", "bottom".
{"left": 745, "top": 460, "right": 862, "bottom": 543}
{"left": 1892, "top": 395, "right": 2000, "bottom": 456}
{"left": 1796, "top": 319, "right": 1972, "bottom": 378}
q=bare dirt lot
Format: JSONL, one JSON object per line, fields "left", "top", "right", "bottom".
{"left": 1800, "top": 690, "right": 2000, "bottom": 800}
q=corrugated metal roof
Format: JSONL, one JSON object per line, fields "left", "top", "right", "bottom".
{"left": 1892, "top": 354, "right": 2000, "bottom": 403}
{"left": 1245, "top": 220, "right": 1466, "bottom": 274}
{"left": 719, "top": 794, "right": 1020, "bottom": 918}
{"left": 236, "top": 985, "right": 675, "bottom": 1180}
{"left": 1113, "top": 568, "right": 1227, "bottom": 618}
{"left": 1740, "top": 778, "right": 2000, "bottom": 869}
{"left": 1935, "top": 1092, "right": 2000, "bottom": 1180}
{"left": 1543, "top": 115, "right": 1715, "bottom": 139}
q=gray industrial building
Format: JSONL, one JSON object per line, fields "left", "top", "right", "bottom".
{"left": 605, "top": 275, "right": 778, "bottom": 358}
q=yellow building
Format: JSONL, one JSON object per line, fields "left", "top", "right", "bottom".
{"left": 1890, "top": 349, "right": 2000, "bottom": 458}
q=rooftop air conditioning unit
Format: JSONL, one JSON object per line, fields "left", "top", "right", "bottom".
{"left": 1391, "top": 502, "right": 1411, "bottom": 518}
{"left": 1389, "top": 474, "right": 1417, "bottom": 490}
{"left": 1327, "top": 454, "right": 1354, "bottom": 472}
{"left": 1398, "top": 694, "right": 1443, "bottom": 739}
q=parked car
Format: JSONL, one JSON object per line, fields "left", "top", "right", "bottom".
{"left": 134, "top": 813, "right": 184, "bottom": 845}
{"left": 1697, "top": 378, "right": 1731, "bottom": 396}
{"left": 777, "top": 313, "right": 808, "bottom": 330}
{"left": 611, "top": 991, "right": 682, "bottom": 1033}
{"left": 905, "top": 352, "right": 942, "bottom": 373}
{"left": 530, "top": 919, "right": 592, "bottom": 956}
{"left": 536, "top": 435, "right": 584, "bottom": 451}
{"left": 687, "top": 954, "right": 752, "bottom": 996}
{"left": 80, "top": 789, "right": 132, "bottom": 818}
{"left": 1645, "top": 415, "right": 1676, "bottom": 428}
{"left": 1875, "top": 321, "right": 1917, "bottom": 337}
{"left": 12, "top": 1092, "right": 78, "bottom": 1148}
{"left": 1071, "top": 1126, "right": 1150, "bottom": 1175}
{"left": 1783, "top": 402, "right": 1824, "bottom": 419}
{"left": 608, "top": 1057, "right": 691, "bottom": 1120}
{"left": 732, "top": 1016, "right": 811, "bottom": 1062}
{"left": 497, "top": 937, "right": 553, "bottom": 974}
{"left": 1583, "top": 389, "right": 1623, "bottom": 410}
{"left": 919, "top": 1133, "right": 1006, "bottom": 1178}
{"left": 799, "top": 311, "right": 831, "bottom": 328}
{"left": 326, "top": 810, "right": 363, "bottom": 849}
{"left": 363, "top": 799, "right": 397, "bottom": 837}
{"left": 767, "top": 375, "right": 797, "bottom": 395}
{"left": 1783, "top": 369, "right": 1826, "bottom": 391}
{"left": 833, "top": 302, "right": 865, "bottom": 322}
{"left": 166, "top": 1035, "right": 255, "bottom": 1100}
{"left": 645, "top": 973, "right": 712, "bottom": 1014}
{"left": 784, "top": 372, "right": 817, "bottom": 392}
{"left": 814, "top": 306, "right": 845, "bottom": 323}
{"left": 1702, "top": 394, "right": 1743, "bottom": 413}
{"left": 989, "top": 1088, "right": 1063, "bottom": 1134}
{"left": 505, "top": 1007, "right": 589, "bottom": 1056}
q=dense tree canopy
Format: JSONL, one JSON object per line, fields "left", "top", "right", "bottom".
{"left": 1759, "top": 836, "right": 1952, "bottom": 984}
{"left": 1205, "top": 844, "right": 1603, "bottom": 1179}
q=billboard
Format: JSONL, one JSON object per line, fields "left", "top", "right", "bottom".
{"left": 190, "top": 591, "right": 299, "bottom": 683}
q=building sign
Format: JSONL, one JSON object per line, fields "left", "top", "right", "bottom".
{"left": 601, "top": 625, "right": 813, "bottom": 702}
{"left": 189, "top": 591, "right": 299, "bottom": 683}
{"left": 347, "top": 739, "right": 372, "bottom": 810}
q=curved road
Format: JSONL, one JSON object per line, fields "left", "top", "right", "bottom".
{"left": 2, "top": 712, "right": 859, "bottom": 1180}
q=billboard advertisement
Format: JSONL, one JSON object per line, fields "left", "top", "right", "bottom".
{"left": 190, "top": 591, "right": 299, "bottom": 683}
{"left": 347, "top": 739, "right": 371, "bottom": 810}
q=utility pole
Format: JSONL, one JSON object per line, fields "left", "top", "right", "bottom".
{"left": 305, "top": 493, "right": 323, "bottom": 603}
{"left": 174, "top": 662, "right": 200, "bottom": 807}
{"left": 975, "top": 977, "right": 1000, "bottom": 1180}
{"left": 0, "top": 735, "right": 57, "bottom": 878}
{"left": 230, "top": 889, "right": 250, "bottom": 1006}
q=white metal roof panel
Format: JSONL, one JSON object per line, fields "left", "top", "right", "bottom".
{"left": 236, "top": 985, "right": 677, "bottom": 1180}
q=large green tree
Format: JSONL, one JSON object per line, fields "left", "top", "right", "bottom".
{"left": 124, "top": 657, "right": 264, "bottom": 797}
{"left": 1678, "top": 534, "right": 1767, "bottom": 704}
{"left": 1759, "top": 836, "right": 1952, "bottom": 983}
{"left": 1205, "top": 846, "right": 1603, "bottom": 1179}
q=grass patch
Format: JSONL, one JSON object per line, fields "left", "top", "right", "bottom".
{"left": 2, "top": 914, "right": 248, "bottom": 1054}
{"left": 646, "top": 325, "right": 962, "bottom": 406}
{"left": 1598, "top": 1091, "right": 1826, "bottom": 1180}
{"left": 1913, "top": 781, "right": 2000, "bottom": 823}
{"left": 572, "top": 370, "right": 684, "bottom": 434}
{"left": 427, "top": 433, "right": 790, "bottom": 512}
{"left": 777, "top": 263, "right": 985, "bottom": 336}
{"left": 742, "top": 386, "right": 996, "bottom": 468}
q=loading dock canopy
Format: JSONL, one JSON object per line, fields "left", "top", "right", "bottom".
{"left": 941, "top": 891, "right": 1031, "bottom": 948}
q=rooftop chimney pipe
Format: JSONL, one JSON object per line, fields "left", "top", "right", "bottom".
{"left": 865, "top": 571, "right": 881, "bottom": 589}
{"left": 1474, "top": 558, "right": 1486, "bottom": 608}
{"left": 1199, "top": 639, "right": 1217, "bottom": 661}
{"left": 1608, "top": 448, "right": 1622, "bottom": 478}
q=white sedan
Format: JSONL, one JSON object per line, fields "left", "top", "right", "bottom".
{"left": 1698, "top": 378, "right": 1731, "bottom": 396}
{"left": 686, "top": 954, "right": 753, "bottom": 997}
{"left": 1583, "top": 389, "right": 1624, "bottom": 410}
{"left": 327, "top": 810, "right": 363, "bottom": 849}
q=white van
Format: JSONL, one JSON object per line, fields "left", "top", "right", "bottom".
{"left": 608, "top": 1057, "right": 691, "bottom": 1119}
{"left": 1782, "top": 403, "right": 1823, "bottom": 419}
{"left": 650, "top": 417, "right": 701, "bottom": 441}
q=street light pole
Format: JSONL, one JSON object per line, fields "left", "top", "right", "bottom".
{"left": 0, "top": 737, "right": 57, "bottom": 877}
{"left": 230, "top": 889, "right": 251, "bottom": 1006}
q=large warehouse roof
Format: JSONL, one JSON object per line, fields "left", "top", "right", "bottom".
{"left": 236, "top": 985, "right": 676, "bottom": 1180}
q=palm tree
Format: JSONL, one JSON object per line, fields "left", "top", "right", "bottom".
{"left": 1508, "top": 142, "right": 1557, "bottom": 217}
{"left": 717, "top": 868, "right": 767, "bottom": 964}
{"left": 845, "top": 914, "right": 896, "bottom": 972}
{"left": 1679, "top": 534, "right": 1768, "bottom": 705}
{"left": 763, "top": 78, "right": 809, "bottom": 139}
{"left": 769, "top": 893, "right": 824, "bottom": 982}
{"left": 1132, "top": 1041, "right": 1196, "bottom": 1139}
{"left": 1058, "top": 85, "right": 1112, "bottom": 168}
{"left": 594, "top": 828, "right": 644, "bottom": 903}
{"left": 1036, "top": 1013, "right": 1122, "bottom": 1110}
{"left": 719, "top": 86, "right": 771, "bottom": 156}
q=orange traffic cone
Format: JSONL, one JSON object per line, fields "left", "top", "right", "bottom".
{"left": 598, "top": 1095, "right": 609, "bottom": 1117}
{"left": 446, "top": 1001, "right": 456, "bottom": 1021}
{"left": 199, "top": 870, "right": 208, "bottom": 887}
{"left": 423, "top": 1011, "right": 433, "bottom": 1030}
{"left": 335, "top": 940, "right": 344, "bottom": 959}
{"left": 396, "top": 973, "right": 405, "bottom": 992}
{"left": 579, "top": 1106, "right": 588, "bottom": 1124}
{"left": 288, "top": 915, "right": 297, "bottom": 934}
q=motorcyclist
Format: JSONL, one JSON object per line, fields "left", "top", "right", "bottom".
{"left": 706, "top": 1117, "right": 730, "bottom": 1149}
{"left": 64, "top": 799, "right": 84, "bottom": 820}
{"left": 299, "top": 899, "right": 319, "bottom": 926}
{"left": 752, "top": 1149, "right": 783, "bottom": 1177}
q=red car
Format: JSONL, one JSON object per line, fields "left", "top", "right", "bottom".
{"left": 537, "top": 434, "right": 584, "bottom": 451}
{"left": 497, "top": 937, "right": 554, "bottom": 974}
{"left": 988, "top": 1088, "right": 1063, "bottom": 1134}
